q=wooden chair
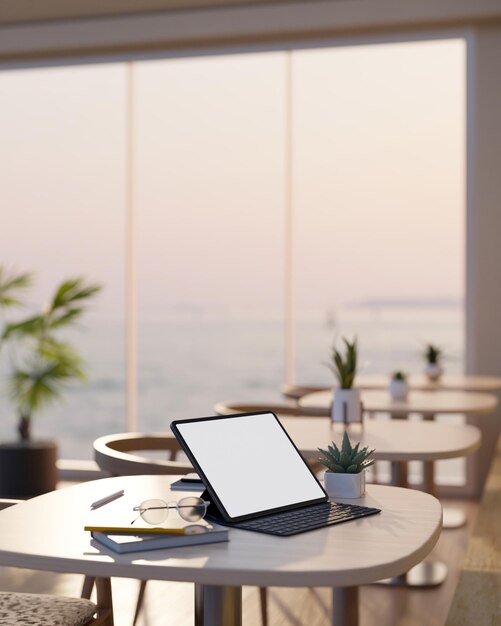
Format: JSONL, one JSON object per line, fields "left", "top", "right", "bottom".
{"left": 280, "top": 383, "right": 329, "bottom": 402}
{"left": 0, "top": 500, "right": 113, "bottom": 626}
{"left": 213, "top": 400, "right": 328, "bottom": 418}
{"left": 93, "top": 432, "right": 193, "bottom": 477}
{"left": 92, "top": 432, "right": 193, "bottom": 626}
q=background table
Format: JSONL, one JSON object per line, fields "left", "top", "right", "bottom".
{"left": 298, "top": 389, "right": 498, "bottom": 419}
{"left": 0, "top": 475, "right": 442, "bottom": 626}
{"left": 280, "top": 416, "right": 480, "bottom": 587}
{"left": 280, "top": 417, "right": 482, "bottom": 478}
{"left": 356, "top": 374, "right": 501, "bottom": 392}
{"left": 299, "top": 389, "right": 495, "bottom": 529}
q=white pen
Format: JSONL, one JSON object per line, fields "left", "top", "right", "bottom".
{"left": 90, "top": 490, "right": 125, "bottom": 510}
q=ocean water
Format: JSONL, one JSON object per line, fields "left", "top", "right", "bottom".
{"left": 0, "top": 305, "right": 463, "bottom": 465}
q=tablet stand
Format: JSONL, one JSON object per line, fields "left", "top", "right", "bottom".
{"left": 201, "top": 489, "right": 229, "bottom": 525}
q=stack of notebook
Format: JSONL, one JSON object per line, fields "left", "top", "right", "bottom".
{"left": 88, "top": 524, "right": 229, "bottom": 554}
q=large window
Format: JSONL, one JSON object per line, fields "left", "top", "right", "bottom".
{"left": 293, "top": 40, "right": 464, "bottom": 384}
{"left": 135, "top": 54, "right": 285, "bottom": 425}
{"left": 0, "top": 64, "right": 127, "bottom": 457}
{"left": 0, "top": 40, "right": 465, "bottom": 474}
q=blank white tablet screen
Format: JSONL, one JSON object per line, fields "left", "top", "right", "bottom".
{"left": 175, "top": 412, "right": 325, "bottom": 518}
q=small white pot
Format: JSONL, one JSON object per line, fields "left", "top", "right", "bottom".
{"left": 324, "top": 470, "right": 366, "bottom": 499}
{"left": 425, "top": 363, "right": 443, "bottom": 381}
{"left": 331, "top": 389, "right": 362, "bottom": 423}
{"left": 388, "top": 379, "right": 409, "bottom": 401}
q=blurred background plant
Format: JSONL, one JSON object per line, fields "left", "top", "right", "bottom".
{"left": 327, "top": 337, "right": 358, "bottom": 389}
{"left": 0, "top": 266, "right": 101, "bottom": 441}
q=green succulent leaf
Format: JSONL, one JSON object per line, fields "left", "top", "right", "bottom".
{"left": 318, "top": 432, "right": 375, "bottom": 475}
{"left": 320, "top": 460, "right": 346, "bottom": 473}
{"left": 346, "top": 464, "right": 360, "bottom": 473}
{"left": 341, "top": 431, "right": 352, "bottom": 456}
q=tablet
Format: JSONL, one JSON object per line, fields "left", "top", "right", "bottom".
{"left": 171, "top": 411, "right": 327, "bottom": 522}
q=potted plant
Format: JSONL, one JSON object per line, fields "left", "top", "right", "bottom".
{"left": 327, "top": 337, "right": 362, "bottom": 423}
{"left": 388, "top": 371, "right": 409, "bottom": 401}
{"left": 318, "top": 431, "right": 375, "bottom": 498}
{"left": 424, "top": 343, "right": 443, "bottom": 381}
{"left": 0, "top": 266, "right": 101, "bottom": 498}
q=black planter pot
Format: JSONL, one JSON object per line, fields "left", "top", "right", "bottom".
{"left": 0, "top": 440, "right": 57, "bottom": 498}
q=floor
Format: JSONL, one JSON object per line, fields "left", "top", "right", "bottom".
{"left": 0, "top": 493, "right": 477, "bottom": 626}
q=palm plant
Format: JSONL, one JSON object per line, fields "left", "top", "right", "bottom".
{"left": 328, "top": 337, "right": 358, "bottom": 389}
{"left": 0, "top": 267, "right": 101, "bottom": 441}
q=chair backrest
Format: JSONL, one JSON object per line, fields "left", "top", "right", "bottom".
{"left": 93, "top": 432, "right": 193, "bottom": 476}
{"left": 280, "top": 384, "right": 330, "bottom": 402}
{"left": 213, "top": 401, "right": 328, "bottom": 418}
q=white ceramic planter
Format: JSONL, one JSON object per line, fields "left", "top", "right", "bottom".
{"left": 388, "top": 379, "right": 409, "bottom": 401}
{"left": 425, "top": 363, "right": 443, "bottom": 381}
{"left": 324, "top": 470, "right": 366, "bottom": 499}
{"left": 331, "top": 389, "right": 362, "bottom": 423}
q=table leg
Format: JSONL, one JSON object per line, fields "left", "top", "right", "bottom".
{"left": 376, "top": 561, "right": 448, "bottom": 587}
{"left": 391, "top": 461, "right": 408, "bottom": 488}
{"left": 378, "top": 459, "right": 447, "bottom": 588}
{"left": 422, "top": 413, "right": 466, "bottom": 528}
{"left": 194, "top": 584, "right": 242, "bottom": 626}
{"left": 332, "top": 587, "right": 358, "bottom": 626}
{"left": 423, "top": 460, "right": 436, "bottom": 496}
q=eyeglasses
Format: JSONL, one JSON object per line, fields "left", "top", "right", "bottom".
{"left": 131, "top": 496, "right": 209, "bottom": 526}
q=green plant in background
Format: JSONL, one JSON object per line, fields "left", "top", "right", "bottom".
{"left": 424, "top": 343, "right": 442, "bottom": 365}
{"left": 318, "top": 431, "right": 375, "bottom": 474}
{"left": 0, "top": 266, "right": 101, "bottom": 441}
{"left": 328, "top": 337, "right": 358, "bottom": 389}
{"left": 391, "top": 370, "right": 407, "bottom": 381}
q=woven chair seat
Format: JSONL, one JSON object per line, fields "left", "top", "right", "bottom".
{"left": 0, "top": 591, "right": 97, "bottom": 626}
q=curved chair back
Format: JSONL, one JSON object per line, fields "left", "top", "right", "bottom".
{"left": 280, "top": 384, "right": 329, "bottom": 402}
{"left": 213, "top": 401, "right": 328, "bottom": 418}
{"left": 94, "top": 432, "right": 193, "bottom": 476}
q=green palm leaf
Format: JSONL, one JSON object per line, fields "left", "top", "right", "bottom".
{"left": 0, "top": 268, "right": 32, "bottom": 309}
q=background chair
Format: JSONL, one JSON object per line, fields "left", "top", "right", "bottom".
{"left": 280, "top": 384, "right": 330, "bottom": 403}
{"left": 93, "top": 432, "right": 193, "bottom": 626}
{"left": 93, "top": 432, "right": 193, "bottom": 477}
{"left": 0, "top": 500, "right": 113, "bottom": 626}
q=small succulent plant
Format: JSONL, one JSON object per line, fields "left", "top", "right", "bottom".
{"left": 318, "top": 431, "right": 375, "bottom": 474}
{"left": 328, "top": 337, "right": 357, "bottom": 389}
{"left": 424, "top": 343, "right": 442, "bottom": 365}
{"left": 392, "top": 370, "right": 407, "bottom": 381}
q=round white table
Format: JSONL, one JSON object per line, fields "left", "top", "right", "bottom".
{"left": 282, "top": 375, "right": 501, "bottom": 399}
{"left": 299, "top": 389, "right": 496, "bottom": 530}
{"left": 0, "top": 475, "right": 442, "bottom": 626}
{"left": 356, "top": 373, "right": 501, "bottom": 392}
{"left": 280, "top": 417, "right": 482, "bottom": 468}
{"left": 280, "top": 416, "right": 480, "bottom": 587}
{"left": 298, "top": 388, "right": 498, "bottom": 418}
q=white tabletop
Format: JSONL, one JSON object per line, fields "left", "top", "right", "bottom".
{"left": 0, "top": 475, "right": 442, "bottom": 588}
{"left": 280, "top": 417, "right": 482, "bottom": 462}
{"left": 299, "top": 389, "right": 498, "bottom": 417}
{"left": 356, "top": 373, "right": 501, "bottom": 392}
